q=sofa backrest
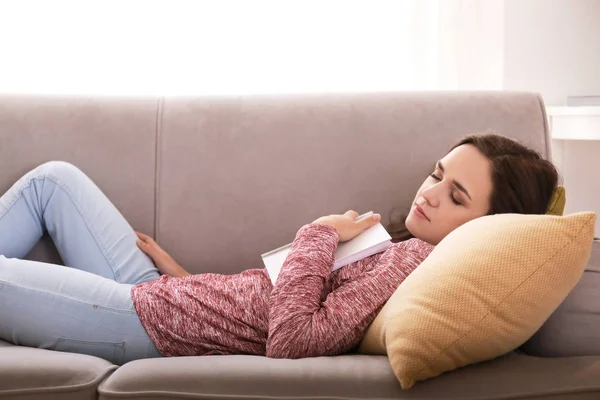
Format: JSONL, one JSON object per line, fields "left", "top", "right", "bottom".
{"left": 0, "top": 92, "right": 550, "bottom": 274}
{"left": 0, "top": 95, "right": 158, "bottom": 264}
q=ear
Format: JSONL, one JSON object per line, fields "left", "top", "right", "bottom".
{"left": 546, "top": 186, "right": 566, "bottom": 216}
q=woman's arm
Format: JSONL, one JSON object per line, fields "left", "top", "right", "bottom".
{"left": 135, "top": 231, "right": 191, "bottom": 277}
{"left": 265, "top": 222, "right": 414, "bottom": 359}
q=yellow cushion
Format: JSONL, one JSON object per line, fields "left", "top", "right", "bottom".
{"left": 546, "top": 186, "right": 566, "bottom": 216}
{"left": 358, "top": 211, "right": 595, "bottom": 390}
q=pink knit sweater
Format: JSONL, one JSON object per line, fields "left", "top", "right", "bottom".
{"left": 130, "top": 222, "right": 434, "bottom": 358}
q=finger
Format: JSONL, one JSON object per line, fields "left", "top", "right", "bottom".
{"left": 135, "top": 231, "right": 147, "bottom": 239}
{"left": 344, "top": 210, "right": 359, "bottom": 219}
{"left": 362, "top": 213, "right": 381, "bottom": 227}
{"left": 137, "top": 239, "right": 153, "bottom": 253}
{"left": 136, "top": 231, "right": 155, "bottom": 243}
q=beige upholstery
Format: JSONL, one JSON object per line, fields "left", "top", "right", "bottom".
{"left": 523, "top": 242, "right": 600, "bottom": 357}
{"left": 1, "top": 91, "right": 598, "bottom": 399}
{"left": 0, "top": 344, "right": 115, "bottom": 400}
{"left": 156, "top": 92, "right": 551, "bottom": 275}
{"left": 97, "top": 352, "right": 600, "bottom": 400}
{"left": 0, "top": 95, "right": 158, "bottom": 266}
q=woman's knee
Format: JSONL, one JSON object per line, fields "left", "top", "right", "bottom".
{"left": 32, "top": 161, "right": 89, "bottom": 185}
{"left": 36, "top": 160, "right": 81, "bottom": 176}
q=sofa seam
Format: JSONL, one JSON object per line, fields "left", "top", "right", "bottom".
{"left": 91, "top": 385, "right": 600, "bottom": 400}
{"left": 96, "top": 388, "right": 379, "bottom": 399}
{"left": 487, "top": 385, "right": 600, "bottom": 400}
{"left": 0, "top": 365, "right": 116, "bottom": 396}
{"left": 154, "top": 97, "right": 164, "bottom": 241}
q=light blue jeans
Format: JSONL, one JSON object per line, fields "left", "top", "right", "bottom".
{"left": 0, "top": 161, "right": 163, "bottom": 364}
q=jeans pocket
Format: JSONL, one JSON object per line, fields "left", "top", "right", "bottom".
{"left": 50, "top": 337, "right": 125, "bottom": 365}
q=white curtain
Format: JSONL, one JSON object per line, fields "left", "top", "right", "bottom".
{"left": 0, "top": 0, "right": 504, "bottom": 96}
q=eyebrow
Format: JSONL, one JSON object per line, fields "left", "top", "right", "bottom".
{"left": 437, "top": 160, "right": 472, "bottom": 201}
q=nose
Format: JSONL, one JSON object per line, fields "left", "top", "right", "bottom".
{"left": 421, "top": 183, "right": 441, "bottom": 208}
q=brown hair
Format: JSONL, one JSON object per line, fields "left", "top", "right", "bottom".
{"left": 387, "top": 133, "right": 560, "bottom": 242}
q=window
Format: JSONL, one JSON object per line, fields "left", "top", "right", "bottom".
{"left": 0, "top": 0, "right": 503, "bottom": 95}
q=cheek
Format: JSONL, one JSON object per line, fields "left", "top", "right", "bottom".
{"left": 447, "top": 211, "right": 481, "bottom": 231}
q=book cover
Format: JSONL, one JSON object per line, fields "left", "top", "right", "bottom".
{"left": 261, "top": 211, "right": 393, "bottom": 285}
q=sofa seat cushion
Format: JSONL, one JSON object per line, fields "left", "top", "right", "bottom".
{"left": 523, "top": 241, "right": 600, "bottom": 357}
{"left": 0, "top": 342, "right": 116, "bottom": 400}
{"left": 98, "top": 352, "right": 600, "bottom": 400}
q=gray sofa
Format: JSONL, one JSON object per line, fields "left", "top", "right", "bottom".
{"left": 0, "top": 92, "right": 599, "bottom": 399}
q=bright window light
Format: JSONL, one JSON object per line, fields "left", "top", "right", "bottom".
{"left": 0, "top": 0, "right": 476, "bottom": 96}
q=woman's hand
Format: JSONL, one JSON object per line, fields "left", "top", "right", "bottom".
{"left": 312, "top": 210, "right": 381, "bottom": 243}
{"left": 135, "top": 231, "right": 190, "bottom": 278}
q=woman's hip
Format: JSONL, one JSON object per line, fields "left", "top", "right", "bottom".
{"left": 0, "top": 255, "right": 162, "bottom": 364}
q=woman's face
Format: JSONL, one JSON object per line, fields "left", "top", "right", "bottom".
{"left": 405, "top": 144, "right": 493, "bottom": 245}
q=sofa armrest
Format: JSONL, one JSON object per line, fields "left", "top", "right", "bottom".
{"left": 586, "top": 240, "right": 600, "bottom": 272}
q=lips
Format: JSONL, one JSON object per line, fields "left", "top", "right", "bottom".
{"left": 415, "top": 204, "right": 430, "bottom": 221}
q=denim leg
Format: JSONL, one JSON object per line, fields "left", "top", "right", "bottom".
{"left": 0, "top": 255, "right": 162, "bottom": 364}
{"left": 0, "top": 161, "right": 159, "bottom": 285}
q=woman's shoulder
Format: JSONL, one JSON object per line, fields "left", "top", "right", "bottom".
{"left": 390, "top": 237, "right": 435, "bottom": 259}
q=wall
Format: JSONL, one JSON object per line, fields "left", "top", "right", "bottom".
{"left": 503, "top": 0, "right": 600, "bottom": 236}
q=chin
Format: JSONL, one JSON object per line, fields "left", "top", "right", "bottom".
{"left": 405, "top": 215, "right": 436, "bottom": 245}
{"left": 405, "top": 214, "right": 419, "bottom": 237}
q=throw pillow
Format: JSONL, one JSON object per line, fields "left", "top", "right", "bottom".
{"left": 546, "top": 186, "right": 566, "bottom": 216}
{"left": 358, "top": 211, "right": 596, "bottom": 390}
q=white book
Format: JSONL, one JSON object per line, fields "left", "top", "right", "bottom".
{"left": 262, "top": 211, "right": 393, "bottom": 285}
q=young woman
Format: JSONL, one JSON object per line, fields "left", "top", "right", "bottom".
{"left": 0, "top": 133, "right": 558, "bottom": 365}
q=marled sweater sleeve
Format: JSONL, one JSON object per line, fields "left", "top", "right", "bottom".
{"left": 266, "top": 222, "right": 414, "bottom": 359}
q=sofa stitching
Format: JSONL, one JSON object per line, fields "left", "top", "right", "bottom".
{"left": 0, "top": 364, "right": 116, "bottom": 396}
{"left": 154, "top": 97, "right": 164, "bottom": 241}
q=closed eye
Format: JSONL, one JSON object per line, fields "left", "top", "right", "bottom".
{"left": 429, "top": 173, "right": 462, "bottom": 206}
